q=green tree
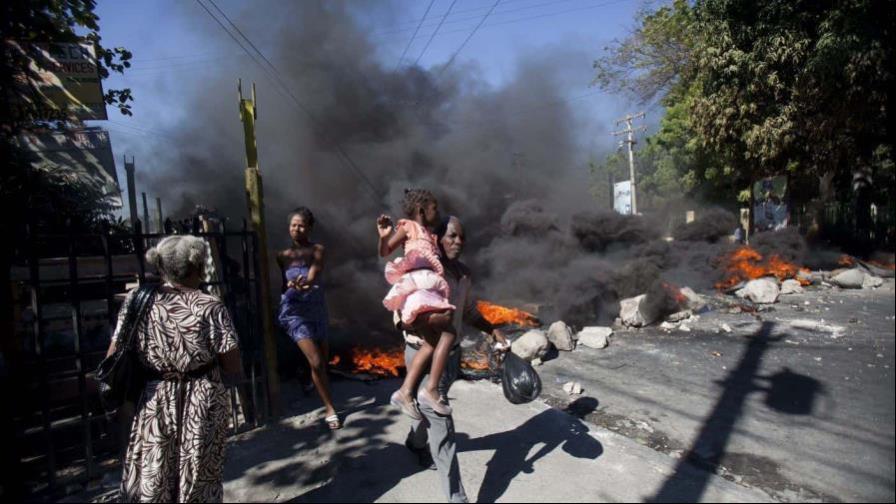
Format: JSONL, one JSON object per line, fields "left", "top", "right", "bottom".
{"left": 691, "top": 0, "right": 894, "bottom": 242}
{"left": 592, "top": 0, "right": 697, "bottom": 105}
{"left": 594, "top": 0, "right": 894, "bottom": 246}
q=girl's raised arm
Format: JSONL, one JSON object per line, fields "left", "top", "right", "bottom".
{"left": 378, "top": 215, "right": 407, "bottom": 257}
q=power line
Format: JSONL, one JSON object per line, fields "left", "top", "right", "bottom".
{"left": 196, "top": 0, "right": 381, "bottom": 202}
{"left": 433, "top": 0, "right": 501, "bottom": 82}
{"left": 409, "top": 0, "right": 501, "bottom": 112}
{"left": 413, "top": 0, "right": 459, "bottom": 66}
{"left": 395, "top": 0, "right": 436, "bottom": 70}
{"left": 375, "top": 0, "right": 593, "bottom": 39}
{"left": 378, "top": 0, "right": 535, "bottom": 35}
{"left": 380, "top": 0, "right": 631, "bottom": 42}
{"left": 105, "top": 120, "right": 182, "bottom": 142}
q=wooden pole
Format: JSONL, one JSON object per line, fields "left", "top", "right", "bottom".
{"left": 141, "top": 192, "right": 150, "bottom": 233}
{"left": 155, "top": 197, "right": 163, "bottom": 235}
{"left": 124, "top": 156, "right": 138, "bottom": 229}
{"left": 239, "top": 80, "right": 280, "bottom": 416}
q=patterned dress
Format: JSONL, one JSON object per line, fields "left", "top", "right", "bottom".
{"left": 113, "top": 286, "right": 239, "bottom": 503}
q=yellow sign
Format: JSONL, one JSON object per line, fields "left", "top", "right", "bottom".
{"left": 7, "top": 41, "right": 107, "bottom": 121}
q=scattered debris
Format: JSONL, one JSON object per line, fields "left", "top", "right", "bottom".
{"left": 510, "top": 329, "right": 551, "bottom": 361}
{"left": 830, "top": 269, "right": 865, "bottom": 289}
{"left": 797, "top": 270, "right": 824, "bottom": 285}
{"left": 735, "top": 278, "right": 781, "bottom": 304}
{"left": 862, "top": 275, "right": 884, "bottom": 289}
{"left": 678, "top": 324, "right": 692, "bottom": 332}
{"left": 546, "top": 321, "right": 576, "bottom": 351}
{"left": 667, "top": 310, "right": 694, "bottom": 323}
{"left": 660, "top": 321, "right": 677, "bottom": 331}
{"left": 720, "top": 323, "right": 733, "bottom": 333}
{"left": 711, "top": 351, "right": 722, "bottom": 357}
{"left": 780, "top": 279, "right": 804, "bottom": 295}
{"left": 679, "top": 287, "right": 707, "bottom": 312}
{"left": 787, "top": 319, "right": 846, "bottom": 339}
{"left": 577, "top": 327, "right": 612, "bottom": 349}
{"left": 619, "top": 294, "right": 649, "bottom": 327}
{"left": 531, "top": 357, "right": 543, "bottom": 367}
{"left": 562, "top": 381, "right": 583, "bottom": 395}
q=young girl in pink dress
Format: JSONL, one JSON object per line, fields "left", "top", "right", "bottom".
{"left": 378, "top": 189, "right": 456, "bottom": 417}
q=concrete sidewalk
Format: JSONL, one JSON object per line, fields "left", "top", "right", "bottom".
{"left": 223, "top": 379, "right": 774, "bottom": 502}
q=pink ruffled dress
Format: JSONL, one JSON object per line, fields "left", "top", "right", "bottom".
{"left": 383, "top": 219, "right": 455, "bottom": 325}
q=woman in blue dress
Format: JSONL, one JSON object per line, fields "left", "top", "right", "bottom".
{"left": 277, "top": 207, "right": 340, "bottom": 429}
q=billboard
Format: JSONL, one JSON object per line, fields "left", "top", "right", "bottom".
{"left": 614, "top": 180, "right": 633, "bottom": 215}
{"left": 6, "top": 41, "right": 107, "bottom": 121}
{"left": 753, "top": 176, "right": 789, "bottom": 231}
{"left": 15, "top": 128, "right": 121, "bottom": 207}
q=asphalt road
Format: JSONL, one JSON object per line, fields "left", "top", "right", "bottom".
{"left": 536, "top": 279, "right": 896, "bottom": 502}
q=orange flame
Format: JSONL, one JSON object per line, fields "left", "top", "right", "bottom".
{"left": 330, "top": 347, "right": 405, "bottom": 377}
{"left": 461, "top": 351, "right": 491, "bottom": 371}
{"left": 868, "top": 260, "right": 896, "bottom": 271}
{"left": 662, "top": 281, "right": 688, "bottom": 305}
{"left": 839, "top": 255, "right": 856, "bottom": 267}
{"left": 476, "top": 301, "right": 539, "bottom": 327}
{"left": 716, "top": 246, "right": 810, "bottom": 290}
{"left": 329, "top": 346, "right": 493, "bottom": 376}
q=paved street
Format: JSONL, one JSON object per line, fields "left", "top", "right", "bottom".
{"left": 537, "top": 279, "right": 896, "bottom": 502}
{"left": 222, "top": 379, "right": 771, "bottom": 503}
{"left": 74, "top": 280, "right": 894, "bottom": 503}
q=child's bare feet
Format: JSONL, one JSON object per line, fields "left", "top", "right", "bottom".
{"left": 391, "top": 390, "right": 422, "bottom": 420}
{"left": 417, "top": 388, "right": 452, "bottom": 416}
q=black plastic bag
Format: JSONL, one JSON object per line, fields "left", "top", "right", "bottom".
{"left": 501, "top": 352, "right": 542, "bottom": 404}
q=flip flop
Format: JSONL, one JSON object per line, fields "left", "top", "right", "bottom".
{"left": 391, "top": 390, "right": 423, "bottom": 420}
{"left": 417, "top": 388, "right": 452, "bottom": 416}
{"left": 325, "top": 414, "right": 342, "bottom": 430}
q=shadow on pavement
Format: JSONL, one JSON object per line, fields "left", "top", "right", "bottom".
{"left": 650, "top": 321, "right": 824, "bottom": 502}
{"left": 460, "top": 397, "right": 604, "bottom": 503}
{"left": 225, "top": 380, "right": 411, "bottom": 502}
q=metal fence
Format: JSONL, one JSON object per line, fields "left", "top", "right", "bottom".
{"left": 8, "top": 219, "right": 272, "bottom": 499}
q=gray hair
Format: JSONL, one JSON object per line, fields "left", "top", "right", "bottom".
{"left": 145, "top": 235, "right": 207, "bottom": 283}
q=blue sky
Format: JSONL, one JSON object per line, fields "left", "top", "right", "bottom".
{"left": 89, "top": 0, "right": 652, "bottom": 213}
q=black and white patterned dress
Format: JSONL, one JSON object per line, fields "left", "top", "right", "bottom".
{"left": 113, "top": 286, "right": 239, "bottom": 503}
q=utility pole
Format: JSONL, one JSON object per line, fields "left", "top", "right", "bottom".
{"left": 239, "top": 80, "right": 281, "bottom": 416}
{"left": 155, "top": 197, "right": 163, "bottom": 235}
{"left": 141, "top": 192, "right": 150, "bottom": 232}
{"left": 612, "top": 112, "right": 647, "bottom": 215}
{"left": 124, "top": 156, "right": 138, "bottom": 229}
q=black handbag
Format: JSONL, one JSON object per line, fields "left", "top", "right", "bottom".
{"left": 95, "top": 284, "right": 158, "bottom": 411}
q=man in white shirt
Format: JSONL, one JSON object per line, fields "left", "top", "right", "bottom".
{"left": 399, "top": 215, "right": 508, "bottom": 503}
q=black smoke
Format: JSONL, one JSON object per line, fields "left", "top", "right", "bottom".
{"left": 131, "top": 2, "right": 811, "bottom": 337}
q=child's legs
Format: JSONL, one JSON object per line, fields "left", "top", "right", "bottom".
{"left": 419, "top": 310, "right": 456, "bottom": 398}
{"left": 400, "top": 340, "right": 433, "bottom": 397}
{"left": 398, "top": 310, "right": 446, "bottom": 396}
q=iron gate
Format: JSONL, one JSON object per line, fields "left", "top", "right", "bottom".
{"left": 6, "top": 218, "right": 272, "bottom": 499}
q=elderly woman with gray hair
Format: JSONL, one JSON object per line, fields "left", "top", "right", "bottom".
{"left": 106, "top": 235, "right": 242, "bottom": 503}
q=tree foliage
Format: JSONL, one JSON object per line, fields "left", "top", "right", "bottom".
{"left": 592, "top": 0, "right": 894, "bottom": 237}
{"left": 1, "top": 0, "right": 134, "bottom": 126}
{"left": 1, "top": 0, "right": 134, "bottom": 233}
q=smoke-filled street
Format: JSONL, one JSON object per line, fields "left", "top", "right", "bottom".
{"left": 3, "top": 1, "right": 895, "bottom": 503}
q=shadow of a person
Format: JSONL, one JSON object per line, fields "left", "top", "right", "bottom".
{"left": 460, "top": 397, "right": 603, "bottom": 503}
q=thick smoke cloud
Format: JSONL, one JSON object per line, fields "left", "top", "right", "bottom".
{"left": 135, "top": 2, "right": 808, "bottom": 339}
{"left": 139, "top": 1, "right": 604, "bottom": 338}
